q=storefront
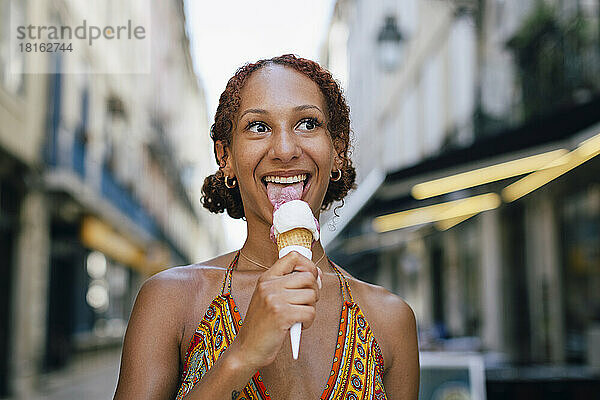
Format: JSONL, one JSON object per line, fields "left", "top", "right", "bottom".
{"left": 0, "top": 153, "right": 25, "bottom": 396}
{"left": 559, "top": 167, "right": 600, "bottom": 364}
{"left": 44, "top": 209, "right": 169, "bottom": 370}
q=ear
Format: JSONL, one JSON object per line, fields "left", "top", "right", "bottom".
{"left": 215, "top": 140, "right": 235, "bottom": 177}
{"left": 331, "top": 140, "right": 344, "bottom": 172}
{"left": 332, "top": 154, "right": 343, "bottom": 172}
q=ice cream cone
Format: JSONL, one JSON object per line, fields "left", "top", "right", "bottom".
{"left": 276, "top": 228, "right": 313, "bottom": 252}
{"left": 270, "top": 200, "right": 319, "bottom": 361}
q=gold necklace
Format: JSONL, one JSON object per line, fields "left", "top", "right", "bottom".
{"left": 239, "top": 249, "right": 326, "bottom": 271}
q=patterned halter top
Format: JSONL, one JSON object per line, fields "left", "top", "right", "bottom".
{"left": 176, "top": 252, "right": 387, "bottom": 400}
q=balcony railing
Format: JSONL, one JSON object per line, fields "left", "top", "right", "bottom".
{"left": 72, "top": 135, "right": 86, "bottom": 178}
{"left": 100, "top": 165, "right": 159, "bottom": 239}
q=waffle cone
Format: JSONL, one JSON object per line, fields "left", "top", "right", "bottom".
{"left": 276, "top": 228, "right": 313, "bottom": 251}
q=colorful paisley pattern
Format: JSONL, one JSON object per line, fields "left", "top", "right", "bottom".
{"left": 175, "top": 252, "right": 387, "bottom": 400}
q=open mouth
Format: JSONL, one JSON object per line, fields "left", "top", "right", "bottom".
{"left": 261, "top": 173, "right": 311, "bottom": 203}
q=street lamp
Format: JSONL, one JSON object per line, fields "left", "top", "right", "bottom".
{"left": 377, "top": 15, "right": 405, "bottom": 72}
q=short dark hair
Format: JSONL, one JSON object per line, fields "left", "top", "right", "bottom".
{"left": 201, "top": 54, "right": 356, "bottom": 219}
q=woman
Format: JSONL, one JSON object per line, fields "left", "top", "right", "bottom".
{"left": 114, "top": 54, "right": 419, "bottom": 400}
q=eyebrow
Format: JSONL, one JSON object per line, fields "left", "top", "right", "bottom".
{"left": 293, "top": 104, "right": 324, "bottom": 114}
{"left": 239, "top": 108, "right": 268, "bottom": 120}
{"left": 238, "top": 104, "right": 324, "bottom": 121}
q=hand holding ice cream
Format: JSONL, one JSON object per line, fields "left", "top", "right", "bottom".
{"left": 266, "top": 180, "right": 321, "bottom": 359}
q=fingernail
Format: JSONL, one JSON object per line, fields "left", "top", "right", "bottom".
{"left": 317, "top": 275, "right": 322, "bottom": 289}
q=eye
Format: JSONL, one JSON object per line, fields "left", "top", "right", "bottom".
{"left": 297, "top": 117, "right": 322, "bottom": 132}
{"left": 247, "top": 121, "right": 270, "bottom": 134}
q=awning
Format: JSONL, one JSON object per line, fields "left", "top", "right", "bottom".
{"left": 81, "top": 216, "right": 170, "bottom": 275}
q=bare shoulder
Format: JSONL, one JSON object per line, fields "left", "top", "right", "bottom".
{"left": 333, "top": 266, "right": 415, "bottom": 327}
{"left": 333, "top": 266, "right": 417, "bottom": 370}
{"left": 130, "top": 251, "right": 236, "bottom": 335}
{"left": 147, "top": 253, "right": 231, "bottom": 288}
{"left": 114, "top": 252, "right": 239, "bottom": 399}
{"left": 138, "top": 251, "right": 237, "bottom": 311}
{"left": 349, "top": 276, "right": 415, "bottom": 335}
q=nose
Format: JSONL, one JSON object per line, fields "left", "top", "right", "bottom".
{"left": 269, "top": 127, "right": 301, "bottom": 163}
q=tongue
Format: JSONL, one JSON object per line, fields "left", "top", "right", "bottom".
{"left": 267, "top": 182, "right": 303, "bottom": 209}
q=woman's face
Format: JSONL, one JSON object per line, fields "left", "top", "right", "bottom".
{"left": 220, "top": 64, "right": 338, "bottom": 227}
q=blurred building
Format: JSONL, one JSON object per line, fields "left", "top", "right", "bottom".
{"left": 0, "top": 0, "right": 48, "bottom": 396}
{"left": 322, "top": 0, "right": 600, "bottom": 397}
{"left": 0, "top": 0, "right": 222, "bottom": 398}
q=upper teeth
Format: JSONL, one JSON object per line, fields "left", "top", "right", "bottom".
{"left": 264, "top": 174, "right": 307, "bottom": 184}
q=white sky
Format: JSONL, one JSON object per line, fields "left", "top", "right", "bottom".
{"left": 184, "top": 0, "right": 336, "bottom": 252}
{"left": 184, "top": 0, "right": 335, "bottom": 116}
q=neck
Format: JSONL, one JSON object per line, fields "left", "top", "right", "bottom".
{"left": 240, "top": 217, "right": 327, "bottom": 270}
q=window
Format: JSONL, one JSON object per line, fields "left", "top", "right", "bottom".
{"left": 449, "top": 16, "right": 476, "bottom": 143}
{"left": 401, "top": 88, "right": 419, "bottom": 165}
{"left": 0, "top": 0, "right": 25, "bottom": 95}
{"left": 328, "top": 20, "right": 349, "bottom": 91}
{"left": 561, "top": 186, "right": 600, "bottom": 362}
{"left": 422, "top": 53, "right": 443, "bottom": 155}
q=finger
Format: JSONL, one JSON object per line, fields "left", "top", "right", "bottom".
{"left": 284, "top": 288, "right": 319, "bottom": 305}
{"left": 287, "top": 305, "right": 317, "bottom": 329}
{"left": 280, "top": 271, "right": 318, "bottom": 290}
{"left": 317, "top": 266, "right": 323, "bottom": 289}
{"left": 269, "top": 251, "right": 316, "bottom": 278}
{"left": 289, "top": 255, "right": 319, "bottom": 282}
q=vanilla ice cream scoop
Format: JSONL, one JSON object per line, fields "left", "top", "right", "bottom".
{"left": 272, "top": 200, "right": 319, "bottom": 242}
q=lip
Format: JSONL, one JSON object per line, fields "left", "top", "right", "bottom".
{"left": 259, "top": 169, "right": 313, "bottom": 201}
{"left": 261, "top": 170, "right": 311, "bottom": 179}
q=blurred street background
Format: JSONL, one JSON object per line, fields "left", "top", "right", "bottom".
{"left": 1, "top": 0, "right": 600, "bottom": 399}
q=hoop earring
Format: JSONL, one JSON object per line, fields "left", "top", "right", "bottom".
{"left": 224, "top": 176, "right": 237, "bottom": 189}
{"left": 330, "top": 169, "right": 342, "bottom": 182}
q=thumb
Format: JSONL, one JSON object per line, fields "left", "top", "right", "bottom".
{"left": 269, "top": 250, "right": 315, "bottom": 278}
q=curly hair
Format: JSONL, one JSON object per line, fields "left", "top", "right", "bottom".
{"left": 201, "top": 54, "right": 356, "bottom": 219}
